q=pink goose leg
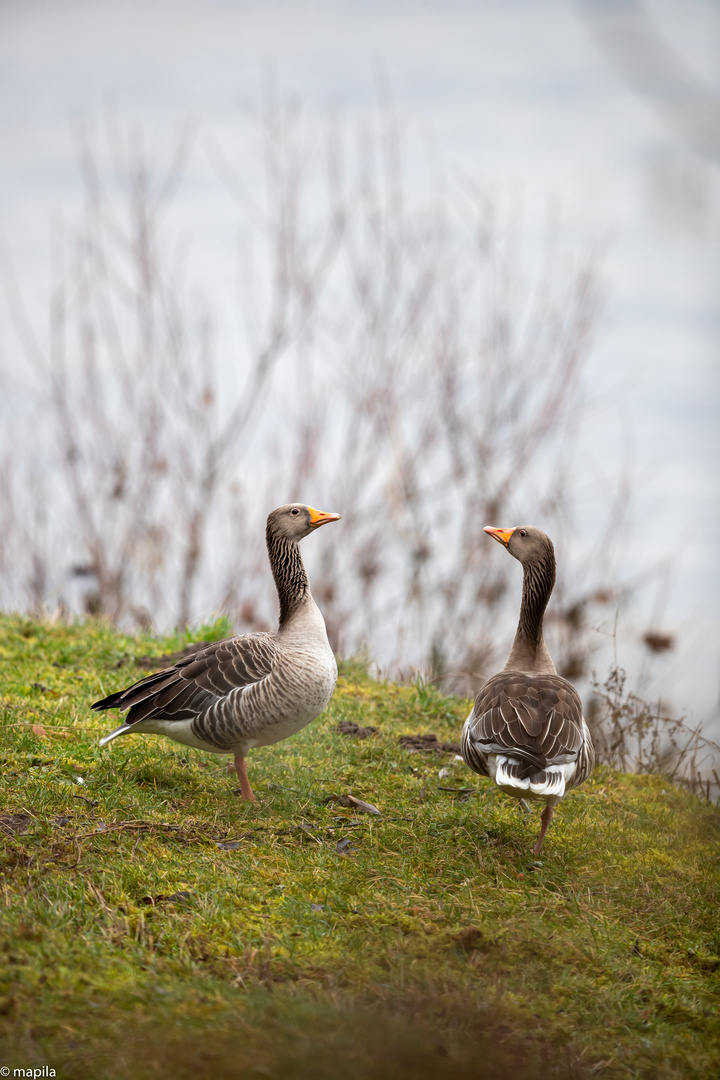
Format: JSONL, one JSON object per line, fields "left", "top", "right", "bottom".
{"left": 234, "top": 754, "right": 257, "bottom": 802}
{"left": 533, "top": 804, "right": 554, "bottom": 854}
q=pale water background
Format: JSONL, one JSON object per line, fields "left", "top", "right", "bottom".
{"left": 0, "top": 0, "right": 718, "bottom": 729}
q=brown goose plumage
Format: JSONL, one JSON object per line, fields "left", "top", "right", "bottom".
{"left": 92, "top": 504, "right": 341, "bottom": 802}
{"left": 461, "top": 526, "right": 594, "bottom": 853}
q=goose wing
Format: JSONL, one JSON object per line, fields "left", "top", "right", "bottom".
{"left": 465, "top": 671, "right": 584, "bottom": 771}
{"left": 92, "top": 633, "right": 278, "bottom": 726}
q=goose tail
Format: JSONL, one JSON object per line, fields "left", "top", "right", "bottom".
{"left": 493, "top": 755, "right": 567, "bottom": 800}
{"left": 528, "top": 768, "right": 566, "bottom": 799}
{"left": 99, "top": 725, "right": 132, "bottom": 748}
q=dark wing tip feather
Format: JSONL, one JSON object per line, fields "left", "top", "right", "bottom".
{"left": 91, "top": 666, "right": 179, "bottom": 713}
{"left": 89, "top": 633, "right": 277, "bottom": 725}
{"left": 92, "top": 690, "right": 126, "bottom": 712}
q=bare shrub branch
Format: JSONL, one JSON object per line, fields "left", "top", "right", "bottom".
{"left": 589, "top": 666, "right": 719, "bottom": 802}
{"left": 2, "top": 96, "right": 644, "bottom": 705}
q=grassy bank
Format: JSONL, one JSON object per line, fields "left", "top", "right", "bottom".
{"left": 0, "top": 614, "right": 718, "bottom": 1078}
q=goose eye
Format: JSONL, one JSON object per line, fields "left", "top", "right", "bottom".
{"left": 519, "top": 529, "right": 527, "bottom": 537}
{"left": 291, "top": 508, "right": 300, "bottom": 515}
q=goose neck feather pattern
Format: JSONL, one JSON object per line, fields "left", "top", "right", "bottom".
{"left": 506, "top": 543, "right": 557, "bottom": 675}
{"left": 266, "top": 528, "right": 311, "bottom": 626}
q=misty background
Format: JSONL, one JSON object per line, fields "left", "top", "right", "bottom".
{"left": 0, "top": 0, "right": 718, "bottom": 737}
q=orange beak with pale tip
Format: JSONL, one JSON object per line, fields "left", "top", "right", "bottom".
{"left": 484, "top": 526, "right": 516, "bottom": 546}
{"left": 308, "top": 506, "right": 342, "bottom": 528}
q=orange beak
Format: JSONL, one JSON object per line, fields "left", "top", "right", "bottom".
{"left": 484, "top": 526, "right": 516, "bottom": 546}
{"left": 307, "top": 506, "right": 342, "bottom": 528}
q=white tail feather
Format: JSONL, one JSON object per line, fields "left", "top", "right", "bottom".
{"left": 529, "top": 771, "right": 565, "bottom": 798}
{"left": 492, "top": 755, "right": 567, "bottom": 800}
{"left": 493, "top": 756, "right": 530, "bottom": 792}
{"left": 99, "top": 725, "right": 131, "bottom": 747}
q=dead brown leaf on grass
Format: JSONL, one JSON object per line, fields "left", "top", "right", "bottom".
{"left": 324, "top": 793, "right": 381, "bottom": 815}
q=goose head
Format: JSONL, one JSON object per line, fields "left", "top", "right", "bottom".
{"left": 484, "top": 525, "right": 554, "bottom": 567}
{"left": 267, "top": 503, "right": 341, "bottom": 542}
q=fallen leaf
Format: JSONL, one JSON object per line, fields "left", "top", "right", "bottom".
{"left": 331, "top": 793, "right": 381, "bottom": 815}
{"left": 343, "top": 790, "right": 382, "bottom": 812}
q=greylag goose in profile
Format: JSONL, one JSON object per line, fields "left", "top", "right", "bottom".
{"left": 461, "top": 526, "right": 594, "bottom": 853}
{"left": 92, "top": 504, "right": 341, "bottom": 802}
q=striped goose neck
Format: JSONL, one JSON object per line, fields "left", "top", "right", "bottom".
{"left": 266, "top": 527, "right": 310, "bottom": 626}
{"left": 505, "top": 545, "right": 557, "bottom": 674}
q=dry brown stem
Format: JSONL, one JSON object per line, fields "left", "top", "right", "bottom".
{"left": 589, "top": 665, "right": 719, "bottom": 801}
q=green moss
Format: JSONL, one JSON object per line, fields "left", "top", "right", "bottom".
{"left": 0, "top": 614, "right": 718, "bottom": 1078}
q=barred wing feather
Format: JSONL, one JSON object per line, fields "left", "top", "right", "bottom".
{"left": 92, "top": 633, "right": 278, "bottom": 727}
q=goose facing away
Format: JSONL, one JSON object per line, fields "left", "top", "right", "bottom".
{"left": 461, "top": 526, "right": 594, "bottom": 853}
{"left": 92, "top": 504, "right": 341, "bottom": 802}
